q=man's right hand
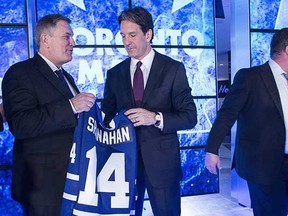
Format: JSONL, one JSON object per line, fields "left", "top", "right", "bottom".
{"left": 71, "top": 92, "right": 96, "bottom": 113}
{"left": 205, "top": 152, "right": 222, "bottom": 175}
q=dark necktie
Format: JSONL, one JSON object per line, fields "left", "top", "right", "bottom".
{"left": 133, "top": 61, "right": 144, "bottom": 107}
{"left": 55, "top": 69, "right": 74, "bottom": 99}
{"left": 283, "top": 72, "right": 288, "bottom": 83}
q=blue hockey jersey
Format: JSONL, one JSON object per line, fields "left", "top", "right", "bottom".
{"left": 61, "top": 104, "right": 137, "bottom": 216}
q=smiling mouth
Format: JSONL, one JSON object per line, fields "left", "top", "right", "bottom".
{"left": 125, "top": 45, "right": 134, "bottom": 50}
{"left": 126, "top": 48, "right": 135, "bottom": 52}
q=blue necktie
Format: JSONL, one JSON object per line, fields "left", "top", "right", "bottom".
{"left": 133, "top": 61, "right": 144, "bottom": 107}
{"left": 55, "top": 69, "right": 74, "bottom": 99}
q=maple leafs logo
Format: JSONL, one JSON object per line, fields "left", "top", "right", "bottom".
{"left": 172, "top": 0, "right": 195, "bottom": 13}
{"left": 67, "top": 0, "right": 86, "bottom": 11}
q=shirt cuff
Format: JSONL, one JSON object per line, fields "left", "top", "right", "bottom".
{"left": 155, "top": 112, "right": 163, "bottom": 130}
{"left": 69, "top": 99, "right": 77, "bottom": 114}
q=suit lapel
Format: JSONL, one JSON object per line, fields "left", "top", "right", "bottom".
{"left": 260, "top": 62, "right": 284, "bottom": 120}
{"left": 63, "top": 69, "right": 80, "bottom": 94}
{"left": 32, "top": 54, "right": 79, "bottom": 98}
{"left": 142, "top": 52, "right": 164, "bottom": 104}
{"left": 120, "top": 58, "right": 135, "bottom": 106}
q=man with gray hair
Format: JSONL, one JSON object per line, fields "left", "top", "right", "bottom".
{"left": 2, "top": 14, "right": 95, "bottom": 215}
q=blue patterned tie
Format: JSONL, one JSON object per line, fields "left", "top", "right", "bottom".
{"left": 133, "top": 61, "right": 144, "bottom": 107}
{"left": 55, "top": 69, "right": 74, "bottom": 99}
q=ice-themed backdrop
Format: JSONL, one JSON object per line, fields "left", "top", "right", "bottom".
{"left": 0, "top": 0, "right": 221, "bottom": 215}
{"left": 250, "top": 0, "right": 286, "bottom": 66}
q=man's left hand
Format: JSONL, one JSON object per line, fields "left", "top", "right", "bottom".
{"left": 125, "top": 108, "right": 156, "bottom": 127}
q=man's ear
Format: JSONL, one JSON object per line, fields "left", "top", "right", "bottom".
{"left": 40, "top": 33, "right": 50, "bottom": 48}
{"left": 285, "top": 46, "right": 288, "bottom": 55}
{"left": 146, "top": 29, "right": 153, "bottom": 42}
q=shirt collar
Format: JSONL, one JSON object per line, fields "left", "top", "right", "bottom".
{"left": 131, "top": 49, "right": 155, "bottom": 70}
{"left": 269, "top": 58, "right": 286, "bottom": 77}
{"left": 38, "top": 52, "right": 60, "bottom": 72}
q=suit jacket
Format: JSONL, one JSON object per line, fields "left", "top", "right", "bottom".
{"left": 101, "top": 51, "right": 197, "bottom": 187}
{"left": 206, "top": 62, "right": 286, "bottom": 184}
{"left": 0, "top": 114, "right": 3, "bottom": 131}
{"left": 2, "top": 53, "right": 79, "bottom": 206}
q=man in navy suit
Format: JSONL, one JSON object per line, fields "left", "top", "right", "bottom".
{"left": 101, "top": 7, "right": 197, "bottom": 216}
{"left": 205, "top": 28, "right": 288, "bottom": 216}
{"left": 2, "top": 14, "right": 95, "bottom": 216}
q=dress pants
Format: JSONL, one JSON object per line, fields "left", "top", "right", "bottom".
{"left": 135, "top": 152, "right": 181, "bottom": 216}
{"left": 22, "top": 204, "right": 61, "bottom": 216}
{"left": 247, "top": 157, "right": 288, "bottom": 216}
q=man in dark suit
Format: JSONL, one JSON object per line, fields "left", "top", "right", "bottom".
{"left": 2, "top": 14, "right": 95, "bottom": 216}
{"left": 205, "top": 28, "right": 288, "bottom": 216}
{"left": 101, "top": 7, "right": 197, "bottom": 216}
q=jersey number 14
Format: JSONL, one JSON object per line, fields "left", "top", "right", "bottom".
{"left": 70, "top": 143, "right": 130, "bottom": 208}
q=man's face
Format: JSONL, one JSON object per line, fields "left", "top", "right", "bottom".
{"left": 44, "top": 20, "right": 75, "bottom": 67}
{"left": 120, "top": 20, "right": 152, "bottom": 60}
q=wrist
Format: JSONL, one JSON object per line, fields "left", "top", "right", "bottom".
{"left": 154, "top": 112, "right": 161, "bottom": 127}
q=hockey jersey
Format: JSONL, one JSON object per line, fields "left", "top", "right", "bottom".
{"left": 61, "top": 104, "right": 137, "bottom": 216}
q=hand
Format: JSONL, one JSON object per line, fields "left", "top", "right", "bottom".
{"left": 125, "top": 108, "right": 156, "bottom": 127}
{"left": 71, "top": 92, "right": 96, "bottom": 113}
{"left": 205, "top": 152, "right": 222, "bottom": 175}
{"left": 0, "top": 103, "right": 6, "bottom": 122}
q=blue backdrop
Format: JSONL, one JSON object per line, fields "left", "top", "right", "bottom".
{"left": 0, "top": 0, "right": 220, "bottom": 215}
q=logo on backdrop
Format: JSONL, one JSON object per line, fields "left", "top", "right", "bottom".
{"left": 68, "top": 0, "right": 206, "bottom": 92}
{"left": 218, "top": 80, "right": 230, "bottom": 98}
{"left": 172, "top": 0, "right": 196, "bottom": 12}
{"left": 68, "top": 0, "right": 197, "bottom": 13}
{"left": 67, "top": 0, "right": 86, "bottom": 11}
{"left": 275, "top": 0, "right": 288, "bottom": 28}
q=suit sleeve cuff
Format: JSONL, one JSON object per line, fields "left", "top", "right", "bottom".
{"left": 69, "top": 99, "right": 77, "bottom": 114}
{"left": 154, "top": 112, "right": 163, "bottom": 130}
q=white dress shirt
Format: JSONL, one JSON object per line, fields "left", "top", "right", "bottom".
{"left": 38, "top": 52, "right": 77, "bottom": 113}
{"left": 269, "top": 59, "right": 288, "bottom": 154}
{"left": 130, "top": 49, "right": 163, "bottom": 129}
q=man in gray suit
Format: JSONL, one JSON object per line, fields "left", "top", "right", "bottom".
{"left": 2, "top": 14, "right": 95, "bottom": 215}
{"left": 205, "top": 28, "right": 288, "bottom": 216}
{"left": 101, "top": 7, "right": 197, "bottom": 216}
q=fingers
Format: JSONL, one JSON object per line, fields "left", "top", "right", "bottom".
{"left": 130, "top": 116, "right": 143, "bottom": 127}
{"left": 125, "top": 108, "right": 142, "bottom": 125}
{"left": 207, "top": 166, "right": 218, "bottom": 175}
{"left": 131, "top": 117, "right": 139, "bottom": 123}
{"left": 217, "top": 160, "right": 222, "bottom": 171}
{"left": 71, "top": 92, "right": 96, "bottom": 113}
{"left": 205, "top": 163, "right": 218, "bottom": 175}
{"left": 128, "top": 114, "right": 142, "bottom": 127}
{"left": 205, "top": 152, "right": 221, "bottom": 175}
{"left": 125, "top": 108, "right": 155, "bottom": 127}
{"left": 124, "top": 108, "right": 141, "bottom": 116}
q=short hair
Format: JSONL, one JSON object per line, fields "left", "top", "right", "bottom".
{"left": 118, "top": 7, "right": 154, "bottom": 42}
{"left": 270, "top": 28, "right": 288, "bottom": 58}
{"left": 35, "top": 14, "right": 71, "bottom": 49}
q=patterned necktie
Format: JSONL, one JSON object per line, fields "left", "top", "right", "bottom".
{"left": 55, "top": 69, "right": 74, "bottom": 99}
{"left": 133, "top": 61, "right": 144, "bottom": 107}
